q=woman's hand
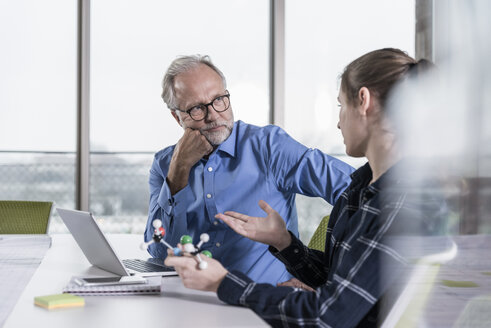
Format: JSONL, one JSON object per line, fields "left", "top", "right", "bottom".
{"left": 215, "top": 200, "right": 292, "bottom": 251}
{"left": 164, "top": 249, "right": 228, "bottom": 293}
{"left": 277, "top": 278, "right": 315, "bottom": 292}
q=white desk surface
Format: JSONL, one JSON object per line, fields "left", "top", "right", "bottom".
{"left": 3, "top": 234, "right": 267, "bottom": 328}
{"left": 0, "top": 235, "right": 51, "bottom": 326}
{"left": 423, "top": 234, "right": 491, "bottom": 327}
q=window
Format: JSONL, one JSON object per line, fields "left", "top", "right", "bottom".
{"left": 0, "top": 0, "right": 77, "bottom": 232}
{"left": 285, "top": 0, "right": 415, "bottom": 240}
{"left": 89, "top": 0, "right": 269, "bottom": 232}
{"left": 0, "top": 1, "right": 420, "bottom": 238}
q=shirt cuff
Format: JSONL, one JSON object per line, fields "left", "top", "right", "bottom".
{"left": 157, "top": 178, "right": 175, "bottom": 216}
{"left": 158, "top": 178, "right": 193, "bottom": 217}
{"left": 217, "top": 270, "right": 254, "bottom": 306}
{"left": 269, "top": 231, "right": 308, "bottom": 264}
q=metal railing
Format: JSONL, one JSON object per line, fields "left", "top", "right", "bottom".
{"left": 2, "top": 151, "right": 486, "bottom": 238}
{"left": 0, "top": 151, "right": 152, "bottom": 234}
{"left": 0, "top": 150, "right": 330, "bottom": 240}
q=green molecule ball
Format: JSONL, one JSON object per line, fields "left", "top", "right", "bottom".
{"left": 201, "top": 250, "right": 212, "bottom": 258}
{"left": 180, "top": 235, "right": 193, "bottom": 244}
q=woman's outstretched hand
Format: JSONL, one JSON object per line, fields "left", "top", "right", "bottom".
{"left": 215, "top": 200, "right": 292, "bottom": 251}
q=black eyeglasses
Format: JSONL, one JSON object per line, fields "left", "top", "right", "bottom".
{"left": 174, "top": 92, "right": 231, "bottom": 121}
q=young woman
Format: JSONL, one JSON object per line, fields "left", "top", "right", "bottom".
{"left": 165, "top": 48, "right": 437, "bottom": 327}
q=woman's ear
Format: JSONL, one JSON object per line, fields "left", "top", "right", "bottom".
{"left": 357, "top": 87, "right": 371, "bottom": 116}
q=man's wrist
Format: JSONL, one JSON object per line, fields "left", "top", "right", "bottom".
{"left": 167, "top": 163, "right": 191, "bottom": 195}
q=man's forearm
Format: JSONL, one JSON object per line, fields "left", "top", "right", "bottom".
{"left": 166, "top": 159, "right": 191, "bottom": 195}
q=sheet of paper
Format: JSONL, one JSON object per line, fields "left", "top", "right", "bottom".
{"left": 0, "top": 235, "right": 51, "bottom": 325}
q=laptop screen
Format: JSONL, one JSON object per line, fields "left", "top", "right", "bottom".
{"left": 56, "top": 208, "right": 130, "bottom": 276}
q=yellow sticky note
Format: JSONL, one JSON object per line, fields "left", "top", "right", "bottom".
{"left": 34, "top": 293, "right": 85, "bottom": 310}
{"left": 441, "top": 279, "right": 479, "bottom": 288}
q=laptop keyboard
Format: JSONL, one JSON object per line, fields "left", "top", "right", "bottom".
{"left": 122, "top": 259, "right": 174, "bottom": 273}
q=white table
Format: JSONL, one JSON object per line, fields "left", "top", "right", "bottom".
{"left": 3, "top": 234, "right": 267, "bottom": 327}
{"left": 0, "top": 235, "right": 51, "bottom": 326}
{"left": 423, "top": 234, "right": 491, "bottom": 327}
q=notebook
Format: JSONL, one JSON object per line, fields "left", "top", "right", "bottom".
{"left": 62, "top": 276, "right": 162, "bottom": 296}
{"left": 56, "top": 208, "right": 176, "bottom": 277}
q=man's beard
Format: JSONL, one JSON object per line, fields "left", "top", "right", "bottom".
{"left": 200, "top": 120, "right": 234, "bottom": 146}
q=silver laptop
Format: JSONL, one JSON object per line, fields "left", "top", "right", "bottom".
{"left": 57, "top": 208, "right": 176, "bottom": 277}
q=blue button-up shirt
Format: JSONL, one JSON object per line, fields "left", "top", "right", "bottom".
{"left": 145, "top": 120, "right": 354, "bottom": 284}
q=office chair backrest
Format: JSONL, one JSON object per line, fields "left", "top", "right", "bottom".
{"left": 0, "top": 201, "right": 53, "bottom": 234}
{"left": 308, "top": 215, "right": 330, "bottom": 252}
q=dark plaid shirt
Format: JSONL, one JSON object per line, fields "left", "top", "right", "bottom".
{"left": 217, "top": 161, "right": 445, "bottom": 327}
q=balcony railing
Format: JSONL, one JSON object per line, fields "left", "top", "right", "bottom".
{"left": 0, "top": 150, "right": 334, "bottom": 240}
{"left": 0, "top": 151, "right": 153, "bottom": 234}
{"left": 3, "top": 151, "right": 486, "bottom": 239}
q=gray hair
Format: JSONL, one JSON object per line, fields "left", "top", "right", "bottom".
{"left": 161, "top": 55, "right": 227, "bottom": 110}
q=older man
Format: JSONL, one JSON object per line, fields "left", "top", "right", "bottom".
{"left": 145, "top": 55, "right": 353, "bottom": 284}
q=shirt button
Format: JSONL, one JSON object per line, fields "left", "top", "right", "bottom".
{"left": 293, "top": 248, "right": 299, "bottom": 254}
{"left": 208, "top": 167, "right": 213, "bottom": 172}
{"left": 216, "top": 242, "right": 221, "bottom": 247}
{"left": 213, "top": 221, "right": 218, "bottom": 225}
{"left": 206, "top": 194, "right": 212, "bottom": 199}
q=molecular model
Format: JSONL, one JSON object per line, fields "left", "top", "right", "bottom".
{"left": 140, "top": 219, "right": 212, "bottom": 270}
{"left": 179, "top": 233, "right": 212, "bottom": 269}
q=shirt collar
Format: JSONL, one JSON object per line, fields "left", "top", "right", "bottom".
{"left": 350, "top": 161, "right": 402, "bottom": 195}
{"left": 350, "top": 162, "right": 373, "bottom": 186}
{"left": 359, "top": 160, "right": 406, "bottom": 193}
{"left": 215, "top": 120, "right": 238, "bottom": 158}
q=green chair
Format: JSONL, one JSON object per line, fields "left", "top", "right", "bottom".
{"left": 308, "top": 215, "right": 330, "bottom": 252}
{"left": 0, "top": 201, "right": 53, "bottom": 234}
